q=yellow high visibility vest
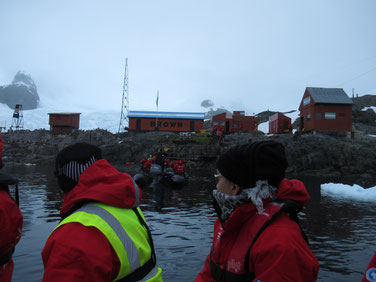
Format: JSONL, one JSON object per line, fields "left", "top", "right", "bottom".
{"left": 53, "top": 202, "right": 163, "bottom": 281}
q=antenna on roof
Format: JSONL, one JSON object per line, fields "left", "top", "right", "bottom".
{"left": 118, "top": 58, "right": 129, "bottom": 133}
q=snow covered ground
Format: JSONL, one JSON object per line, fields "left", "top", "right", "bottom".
{"left": 321, "top": 183, "right": 376, "bottom": 202}
{"left": 0, "top": 98, "right": 121, "bottom": 133}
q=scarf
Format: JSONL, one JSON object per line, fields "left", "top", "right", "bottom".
{"left": 212, "top": 180, "right": 277, "bottom": 222}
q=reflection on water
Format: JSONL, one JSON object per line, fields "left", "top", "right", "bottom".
{"left": 2, "top": 165, "right": 376, "bottom": 282}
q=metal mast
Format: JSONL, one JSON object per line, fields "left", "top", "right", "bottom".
{"left": 11, "top": 104, "right": 24, "bottom": 130}
{"left": 118, "top": 58, "right": 129, "bottom": 133}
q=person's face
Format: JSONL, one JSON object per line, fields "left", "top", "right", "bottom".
{"left": 215, "top": 170, "right": 239, "bottom": 195}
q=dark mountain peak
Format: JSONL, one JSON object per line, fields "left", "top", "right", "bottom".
{"left": 0, "top": 71, "right": 40, "bottom": 110}
{"left": 12, "top": 71, "right": 37, "bottom": 90}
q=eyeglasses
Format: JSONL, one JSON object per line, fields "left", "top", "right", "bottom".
{"left": 214, "top": 173, "right": 220, "bottom": 180}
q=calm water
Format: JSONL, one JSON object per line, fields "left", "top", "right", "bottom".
{"left": 3, "top": 164, "right": 376, "bottom": 282}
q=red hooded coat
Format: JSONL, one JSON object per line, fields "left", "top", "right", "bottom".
{"left": 362, "top": 252, "right": 376, "bottom": 282}
{"left": 195, "top": 178, "right": 319, "bottom": 282}
{"left": 42, "top": 159, "right": 143, "bottom": 282}
{"left": 0, "top": 189, "right": 23, "bottom": 282}
{"left": 0, "top": 133, "right": 3, "bottom": 168}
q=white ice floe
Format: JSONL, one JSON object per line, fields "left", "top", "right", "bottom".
{"left": 321, "top": 183, "right": 376, "bottom": 202}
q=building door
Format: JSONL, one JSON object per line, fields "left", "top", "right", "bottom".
{"left": 190, "top": 120, "right": 195, "bottom": 132}
{"left": 225, "top": 121, "right": 230, "bottom": 133}
{"left": 136, "top": 119, "right": 141, "bottom": 131}
{"left": 300, "top": 116, "right": 304, "bottom": 132}
{"left": 283, "top": 121, "right": 289, "bottom": 131}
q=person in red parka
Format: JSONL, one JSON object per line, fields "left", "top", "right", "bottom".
{"left": 42, "top": 142, "right": 162, "bottom": 282}
{"left": 0, "top": 133, "right": 23, "bottom": 282}
{"left": 195, "top": 141, "right": 319, "bottom": 282}
{"left": 0, "top": 133, "right": 3, "bottom": 169}
{"left": 173, "top": 160, "right": 185, "bottom": 174}
{"left": 362, "top": 252, "right": 376, "bottom": 282}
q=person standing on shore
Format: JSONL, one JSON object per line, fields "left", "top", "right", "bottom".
{"left": 42, "top": 142, "right": 162, "bottom": 281}
{"left": 195, "top": 140, "right": 319, "bottom": 281}
{"left": 0, "top": 132, "right": 23, "bottom": 282}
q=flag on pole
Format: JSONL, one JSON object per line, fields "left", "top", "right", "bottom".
{"left": 156, "top": 91, "right": 159, "bottom": 107}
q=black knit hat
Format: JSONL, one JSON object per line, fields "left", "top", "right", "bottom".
{"left": 55, "top": 142, "right": 102, "bottom": 192}
{"left": 216, "top": 140, "right": 288, "bottom": 188}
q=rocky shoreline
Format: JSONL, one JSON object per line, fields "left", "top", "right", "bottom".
{"left": 2, "top": 129, "right": 376, "bottom": 187}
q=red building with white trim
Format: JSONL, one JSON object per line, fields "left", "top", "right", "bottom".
{"left": 298, "top": 87, "right": 353, "bottom": 132}
{"left": 269, "top": 113, "right": 291, "bottom": 134}
{"left": 211, "top": 111, "right": 257, "bottom": 134}
{"left": 48, "top": 113, "right": 81, "bottom": 134}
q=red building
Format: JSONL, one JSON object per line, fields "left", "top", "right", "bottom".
{"left": 269, "top": 113, "right": 291, "bottom": 134}
{"left": 298, "top": 87, "right": 353, "bottom": 133}
{"left": 48, "top": 113, "right": 81, "bottom": 134}
{"left": 211, "top": 111, "right": 257, "bottom": 134}
{"left": 127, "top": 111, "right": 205, "bottom": 132}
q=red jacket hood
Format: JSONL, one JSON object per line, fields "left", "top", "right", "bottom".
{"left": 60, "top": 159, "right": 141, "bottom": 217}
{"left": 223, "top": 178, "right": 310, "bottom": 230}
{"left": 276, "top": 178, "right": 310, "bottom": 205}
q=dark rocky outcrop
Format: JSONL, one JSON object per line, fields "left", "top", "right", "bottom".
{"left": 0, "top": 72, "right": 40, "bottom": 110}
{"left": 351, "top": 94, "right": 376, "bottom": 111}
{"left": 2, "top": 129, "right": 376, "bottom": 187}
{"left": 1, "top": 95, "right": 376, "bottom": 187}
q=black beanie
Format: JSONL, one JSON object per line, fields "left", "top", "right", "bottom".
{"left": 216, "top": 140, "right": 288, "bottom": 188}
{"left": 55, "top": 142, "right": 102, "bottom": 192}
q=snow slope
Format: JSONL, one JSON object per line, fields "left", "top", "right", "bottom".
{"left": 0, "top": 98, "right": 121, "bottom": 133}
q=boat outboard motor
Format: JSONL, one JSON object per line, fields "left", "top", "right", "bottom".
{"left": 150, "top": 164, "right": 163, "bottom": 184}
{"left": 0, "top": 173, "right": 19, "bottom": 206}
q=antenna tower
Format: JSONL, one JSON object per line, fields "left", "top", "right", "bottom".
{"left": 11, "top": 104, "right": 24, "bottom": 130}
{"left": 118, "top": 58, "right": 129, "bottom": 133}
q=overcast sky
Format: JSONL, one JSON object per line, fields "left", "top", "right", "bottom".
{"left": 0, "top": 0, "right": 375, "bottom": 115}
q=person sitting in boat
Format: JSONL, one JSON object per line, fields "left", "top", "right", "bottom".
{"left": 173, "top": 160, "right": 185, "bottom": 174}
{"left": 195, "top": 141, "right": 319, "bottom": 281}
{"left": 362, "top": 252, "right": 376, "bottom": 282}
{"left": 140, "top": 158, "right": 147, "bottom": 169}
{"left": 42, "top": 142, "right": 162, "bottom": 281}
{"left": 155, "top": 152, "right": 166, "bottom": 171}
{"left": 0, "top": 133, "right": 23, "bottom": 282}
{"left": 164, "top": 157, "right": 170, "bottom": 167}
{"left": 0, "top": 133, "right": 3, "bottom": 169}
{"left": 143, "top": 160, "right": 152, "bottom": 173}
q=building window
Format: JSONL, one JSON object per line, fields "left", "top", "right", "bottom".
{"left": 315, "top": 113, "right": 322, "bottom": 120}
{"left": 338, "top": 113, "right": 345, "bottom": 117}
{"left": 213, "top": 121, "right": 218, "bottom": 125}
{"left": 220, "top": 121, "right": 225, "bottom": 126}
{"left": 325, "top": 112, "right": 336, "bottom": 119}
{"left": 306, "top": 114, "right": 311, "bottom": 121}
{"left": 234, "top": 123, "right": 238, "bottom": 128}
{"left": 303, "top": 96, "right": 311, "bottom": 106}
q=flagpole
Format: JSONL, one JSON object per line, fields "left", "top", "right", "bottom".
{"left": 155, "top": 90, "right": 159, "bottom": 131}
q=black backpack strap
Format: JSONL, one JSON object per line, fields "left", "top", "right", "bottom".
{"left": 117, "top": 208, "right": 157, "bottom": 282}
{"left": 210, "top": 240, "right": 254, "bottom": 282}
{"left": 244, "top": 200, "right": 308, "bottom": 275}
{"left": 0, "top": 248, "right": 14, "bottom": 266}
